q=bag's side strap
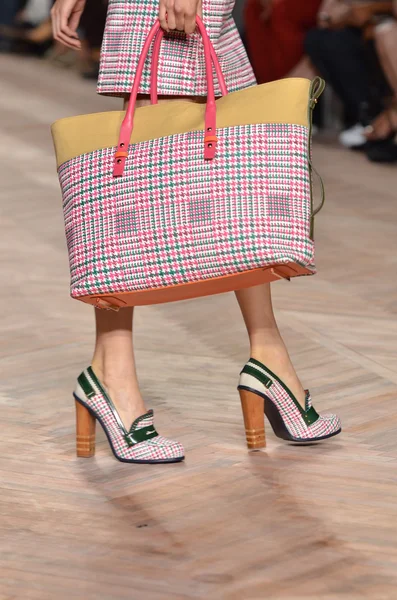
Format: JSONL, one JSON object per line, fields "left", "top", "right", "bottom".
{"left": 309, "top": 76, "right": 325, "bottom": 110}
{"left": 308, "top": 76, "right": 326, "bottom": 238}
{"left": 113, "top": 16, "right": 223, "bottom": 178}
{"left": 150, "top": 26, "right": 228, "bottom": 103}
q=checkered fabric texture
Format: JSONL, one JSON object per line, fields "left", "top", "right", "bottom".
{"left": 76, "top": 371, "right": 184, "bottom": 462}
{"left": 59, "top": 123, "right": 316, "bottom": 299}
{"left": 97, "top": 0, "right": 256, "bottom": 97}
{"left": 240, "top": 360, "right": 341, "bottom": 440}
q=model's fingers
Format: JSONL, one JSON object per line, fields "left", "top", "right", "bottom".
{"left": 51, "top": 6, "right": 81, "bottom": 48}
{"left": 50, "top": 8, "right": 57, "bottom": 38}
{"left": 51, "top": 9, "right": 61, "bottom": 39}
{"left": 57, "top": 30, "right": 81, "bottom": 48}
{"left": 61, "top": 24, "right": 79, "bottom": 40}
{"left": 59, "top": 8, "right": 79, "bottom": 39}
{"left": 158, "top": 1, "right": 169, "bottom": 31}
{"left": 186, "top": 1, "right": 201, "bottom": 33}
{"left": 166, "top": 1, "right": 177, "bottom": 30}
{"left": 56, "top": 16, "right": 81, "bottom": 49}
{"left": 184, "top": 11, "right": 196, "bottom": 34}
{"left": 174, "top": 3, "right": 185, "bottom": 31}
{"left": 167, "top": 10, "right": 177, "bottom": 30}
{"left": 68, "top": 9, "right": 83, "bottom": 35}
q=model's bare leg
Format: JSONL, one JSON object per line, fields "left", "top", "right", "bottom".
{"left": 91, "top": 307, "right": 146, "bottom": 429}
{"left": 235, "top": 283, "right": 306, "bottom": 408}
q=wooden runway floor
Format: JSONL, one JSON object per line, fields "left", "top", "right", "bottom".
{"left": 1, "top": 55, "right": 397, "bottom": 600}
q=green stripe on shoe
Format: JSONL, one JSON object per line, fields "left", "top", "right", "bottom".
{"left": 304, "top": 405, "right": 320, "bottom": 426}
{"left": 124, "top": 426, "right": 159, "bottom": 447}
{"left": 241, "top": 364, "right": 273, "bottom": 389}
{"left": 77, "top": 371, "right": 96, "bottom": 398}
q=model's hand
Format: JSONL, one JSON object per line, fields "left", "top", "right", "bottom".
{"left": 159, "top": 0, "right": 203, "bottom": 35}
{"left": 51, "top": 0, "right": 87, "bottom": 49}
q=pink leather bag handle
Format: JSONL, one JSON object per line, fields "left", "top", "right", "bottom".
{"left": 113, "top": 16, "right": 227, "bottom": 177}
{"left": 150, "top": 24, "right": 228, "bottom": 104}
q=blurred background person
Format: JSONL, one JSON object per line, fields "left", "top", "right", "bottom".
{"left": 0, "top": 0, "right": 108, "bottom": 79}
{"left": 0, "top": 0, "right": 53, "bottom": 56}
{"left": 244, "top": 0, "right": 397, "bottom": 163}
{"left": 244, "top": 0, "right": 322, "bottom": 83}
{"left": 305, "top": 0, "right": 396, "bottom": 161}
{"left": 366, "top": 0, "right": 397, "bottom": 160}
{"left": 0, "top": 0, "right": 20, "bottom": 51}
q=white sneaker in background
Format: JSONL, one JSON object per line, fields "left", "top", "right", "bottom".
{"left": 338, "top": 124, "right": 366, "bottom": 149}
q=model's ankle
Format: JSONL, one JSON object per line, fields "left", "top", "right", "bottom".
{"left": 91, "top": 359, "right": 142, "bottom": 399}
{"left": 90, "top": 361, "right": 146, "bottom": 425}
{"left": 90, "top": 360, "right": 104, "bottom": 381}
{"left": 249, "top": 344, "right": 289, "bottom": 367}
{"left": 91, "top": 355, "right": 136, "bottom": 383}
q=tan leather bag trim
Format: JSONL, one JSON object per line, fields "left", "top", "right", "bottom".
{"left": 52, "top": 78, "right": 311, "bottom": 167}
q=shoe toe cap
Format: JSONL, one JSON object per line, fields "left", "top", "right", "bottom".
{"left": 306, "top": 413, "right": 341, "bottom": 440}
{"left": 321, "top": 413, "right": 342, "bottom": 434}
{"left": 148, "top": 436, "right": 185, "bottom": 460}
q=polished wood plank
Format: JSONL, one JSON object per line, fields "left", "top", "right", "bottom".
{"left": 1, "top": 54, "right": 397, "bottom": 599}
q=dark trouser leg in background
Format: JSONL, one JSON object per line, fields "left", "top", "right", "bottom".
{"left": 304, "top": 27, "right": 376, "bottom": 125}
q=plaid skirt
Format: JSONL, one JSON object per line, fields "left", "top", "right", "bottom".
{"left": 97, "top": 0, "right": 257, "bottom": 97}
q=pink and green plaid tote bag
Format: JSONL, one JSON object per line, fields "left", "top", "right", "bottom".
{"left": 51, "top": 17, "right": 325, "bottom": 310}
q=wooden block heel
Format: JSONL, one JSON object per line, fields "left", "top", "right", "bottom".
{"left": 238, "top": 388, "right": 266, "bottom": 449}
{"left": 75, "top": 399, "right": 96, "bottom": 457}
{"left": 239, "top": 358, "right": 342, "bottom": 444}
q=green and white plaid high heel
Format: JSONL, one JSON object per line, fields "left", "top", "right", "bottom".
{"left": 238, "top": 358, "right": 341, "bottom": 448}
{"left": 74, "top": 367, "right": 185, "bottom": 464}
